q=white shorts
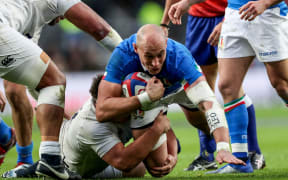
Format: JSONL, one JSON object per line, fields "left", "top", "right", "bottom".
{"left": 218, "top": 7, "right": 288, "bottom": 62}
{"left": 0, "top": 24, "right": 49, "bottom": 89}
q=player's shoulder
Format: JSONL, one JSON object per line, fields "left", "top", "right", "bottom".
{"left": 166, "top": 38, "right": 192, "bottom": 61}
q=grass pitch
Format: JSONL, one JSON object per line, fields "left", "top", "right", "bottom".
{"left": 0, "top": 107, "right": 287, "bottom": 179}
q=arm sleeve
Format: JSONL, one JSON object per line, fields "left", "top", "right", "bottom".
{"left": 54, "top": 0, "right": 81, "bottom": 15}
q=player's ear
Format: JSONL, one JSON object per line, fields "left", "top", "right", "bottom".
{"left": 133, "top": 43, "right": 138, "bottom": 54}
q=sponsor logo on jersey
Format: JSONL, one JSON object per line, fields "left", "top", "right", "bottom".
{"left": 1, "top": 55, "right": 16, "bottom": 67}
{"left": 259, "top": 51, "right": 277, "bottom": 57}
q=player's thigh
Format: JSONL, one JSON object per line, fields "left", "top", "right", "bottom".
{"left": 264, "top": 59, "right": 288, "bottom": 90}
{"left": 200, "top": 63, "right": 218, "bottom": 91}
{"left": 0, "top": 25, "right": 50, "bottom": 89}
{"left": 180, "top": 106, "right": 210, "bottom": 134}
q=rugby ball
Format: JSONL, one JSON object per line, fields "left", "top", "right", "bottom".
{"left": 122, "top": 72, "right": 151, "bottom": 97}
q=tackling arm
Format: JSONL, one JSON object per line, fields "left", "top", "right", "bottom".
{"left": 95, "top": 80, "right": 141, "bottom": 122}
{"left": 101, "top": 112, "right": 169, "bottom": 171}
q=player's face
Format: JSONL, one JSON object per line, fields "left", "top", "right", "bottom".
{"left": 135, "top": 41, "right": 167, "bottom": 75}
{"left": 48, "top": 16, "right": 64, "bottom": 26}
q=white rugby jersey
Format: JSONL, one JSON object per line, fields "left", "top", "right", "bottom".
{"left": 0, "top": 0, "right": 80, "bottom": 43}
{"left": 60, "top": 98, "right": 132, "bottom": 177}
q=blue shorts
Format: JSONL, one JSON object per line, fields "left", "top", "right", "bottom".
{"left": 185, "top": 15, "right": 224, "bottom": 66}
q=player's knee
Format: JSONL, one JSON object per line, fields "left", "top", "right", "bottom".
{"left": 218, "top": 80, "right": 236, "bottom": 97}
{"left": 272, "top": 80, "right": 288, "bottom": 98}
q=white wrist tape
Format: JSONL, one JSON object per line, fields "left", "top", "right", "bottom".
{"left": 137, "top": 92, "right": 152, "bottom": 107}
{"left": 99, "top": 28, "right": 123, "bottom": 52}
{"left": 152, "top": 133, "right": 167, "bottom": 151}
{"left": 205, "top": 98, "right": 228, "bottom": 133}
{"left": 186, "top": 81, "right": 228, "bottom": 133}
{"left": 216, "top": 142, "right": 231, "bottom": 152}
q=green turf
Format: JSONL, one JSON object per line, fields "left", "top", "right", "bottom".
{"left": 1, "top": 107, "right": 287, "bottom": 179}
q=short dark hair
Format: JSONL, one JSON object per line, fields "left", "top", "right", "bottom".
{"left": 89, "top": 74, "right": 104, "bottom": 101}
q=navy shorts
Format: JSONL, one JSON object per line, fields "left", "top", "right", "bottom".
{"left": 185, "top": 15, "right": 224, "bottom": 66}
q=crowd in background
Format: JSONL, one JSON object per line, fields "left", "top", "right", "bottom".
{"left": 38, "top": 0, "right": 261, "bottom": 72}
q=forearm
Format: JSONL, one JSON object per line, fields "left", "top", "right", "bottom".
{"left": 166, "top": 129, "right": 177, "bottom": 157}
{"left": 96, "top": 96, "right": 141, "bottom": 122}
{"left": 65, "top": 3, "right": 110, "bottom": 40}
{"left": 262, "top": 0, "right": 284, "bottom": 7}
{"left": 117, "top": 126, "right": 164, "bottom": 170}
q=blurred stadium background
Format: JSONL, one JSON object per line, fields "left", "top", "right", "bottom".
{"left": 0, "top": 0, "right": 286, "bottom": 115}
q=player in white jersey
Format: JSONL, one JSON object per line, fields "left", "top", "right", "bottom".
{"left": 0, "top": 0, "right": 122, "bottom": 179}
{"left": 3, "top": 75, "right": 178, "bottom": 178}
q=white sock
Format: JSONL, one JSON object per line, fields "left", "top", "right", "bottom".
{"left": 39, "top": 141, "right": 60, "bottom": 158}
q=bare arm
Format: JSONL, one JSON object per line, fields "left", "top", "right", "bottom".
{"left": 64, "top": 2, "right": 110, "bottom": 41}
{"left": 148, "top": 129, "right": 178, "bottom": 177}
{"left": 96, "top": 77, "right": 165, "bottom": 122}
{"left": 239, "top": 0, "right": 284, "bottom": 21}
{"left": 102, "top": 112, "right": 170, "bottom": 171}
{"left": 95, "top": 80, "right": 141, "bottom": 122}
{"left": 185, "top": 77, "right": 245, "bottom": 165}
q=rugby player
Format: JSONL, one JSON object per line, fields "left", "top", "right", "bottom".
{"left": 207, "top": 0, "right": 288, "bottom": 173}
{"left": 163, "top": 0, "right": 266, "bottom": 171}
{"left": 3, "top": 75, "right": 178, "bottom": 178}
{"left": 96, "top": 24, "right": 246, "bottom": 170}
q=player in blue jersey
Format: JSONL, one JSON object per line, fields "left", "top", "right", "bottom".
{"left": 206, "top": 0, "right": 288, "bottom": 174}
{"left": 96, "top": 24, "right": 246, "bottom": 173}
{"left": 163, "top": 0, "right": 266, "bottom": 171}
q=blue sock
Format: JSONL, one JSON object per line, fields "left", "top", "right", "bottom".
{"left": 244, "top": 95, "right": 261, "bottom": 154}
{"left": 224, "top": 96, "right": 248, "bottom": 161}
{"left": 16, "top": 142, "right": 33, "bottom": 164}
{"left": 198, "top": 130, "right": 215, "bottom": 162}
{"left": 0, "top": 118, "right": 12, "bottom": 145}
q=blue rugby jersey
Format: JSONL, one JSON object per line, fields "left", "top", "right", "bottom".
{"left": 104, "top": 34, "right": 202, "bottom": 96}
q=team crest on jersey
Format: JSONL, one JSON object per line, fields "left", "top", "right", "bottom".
{"left": 219, "top": 36, "right": 224, "bottom": 50}
{"left": 1, "top": 55, "right": 16, "bottom": 67}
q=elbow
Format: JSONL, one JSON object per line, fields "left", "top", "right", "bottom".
{"left": 90, "top": 27, "right": 110, "bottom": 41}
{"left": 95, "top": 109, "right": 107, "bottom": 122}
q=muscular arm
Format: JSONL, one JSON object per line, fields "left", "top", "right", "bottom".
{"left": 95, "top": 80, "right": 141, "bottom": 122}
{"left": 102, "top": 115, "right": 166, "bottom": 171}
{"left": 64, "top": 2, "right": 110, "bottom": 41}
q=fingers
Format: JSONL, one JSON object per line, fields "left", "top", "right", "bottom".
{"left": 207, "top": 30, "right": 219, "bottom": 46}
{"left": 0, "top": 92, "right": 6, "bottom": 112}
{"left": 239, "top": 2, "right": 251, "bottom": 15}
{"left": 174, "top": 8, "right": 182, "bottom": 25}
{"left": 168, "top": 6, "right": 177, "bottom": 24}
